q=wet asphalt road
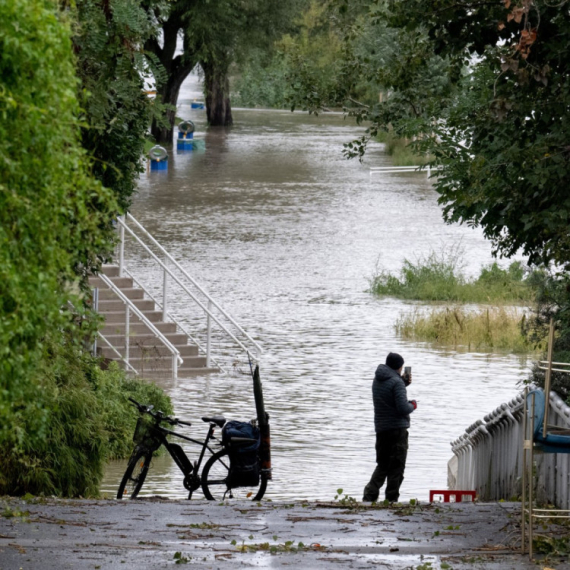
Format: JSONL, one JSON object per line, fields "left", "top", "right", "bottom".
{"left": 0, "top": 497, "right": 566, "bottom": 569}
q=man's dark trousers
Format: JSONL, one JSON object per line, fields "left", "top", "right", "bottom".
{"left": 362, "top": 428, "right": 408, "bottom": 502}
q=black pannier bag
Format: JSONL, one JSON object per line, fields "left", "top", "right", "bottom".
{"left": 222, "top": 420, "right": 261, "bottom": 487}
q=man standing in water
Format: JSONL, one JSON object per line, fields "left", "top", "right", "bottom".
{"left": 362, "top": 352, "right": 416, "bottom": 503}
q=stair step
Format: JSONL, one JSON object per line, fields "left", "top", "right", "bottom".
{"left": 101, "top": 321, "right": 177, "bottom": 336}
{"left": 140, "top": 367, "right": 220, "bottom": 379}
{"left": 98, "top": 299, "right": 156, "bottom": 313}
{"left": 114, "top": 355, "right": 208, "bottom": 368}
{"left": 103, "top": 310, "right": 163, "bottom": 324}
{"left": 101, "top": 332, "right": 190, "bottom": 346}
{"left": 96, "top": 288, "right": 144, "bottom": 301}
{"left": 89, "top": 276, "right": 134, "bottom": 289}
{"left": 102, "top": 265, "right": 120, "bottom": 277}
{"left": 98, "top": 344, "right": 199, "bottom": 359}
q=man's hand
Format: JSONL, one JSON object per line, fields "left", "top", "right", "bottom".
{"left": 409, "top": 400, "right": 417, "bottom": 410}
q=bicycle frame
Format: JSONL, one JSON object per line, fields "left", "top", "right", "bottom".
{"left": 140, "top": 420, "right": 224, "bottom": 499}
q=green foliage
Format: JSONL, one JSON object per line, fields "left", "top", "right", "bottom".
{"left": 370, "top": 247, "right": 535, "bottom": 303}
{"left": 525, "top": 270, "right": 570, "bottom": 401}
{"left": 74, "top": 0, "right": 156, "bottom": 211}
{"left": 374, "top": 131, "right": 428, "bottom": 166}
{"left": 0, "top": 0, "right": 116, "bottom": 446}
{"left": 0, "top": 339, "right": 172, "bottom": 497}
{"left": 396, "top": 306, "right": 534, "bottom": 353}
{"left": 232, "top": 49, "right": 292, "bottom": 109}
{"left": 332, "top": 0, "right": 570, "bottom": 268}
{"left": 90, "top": 364, "right": 173, "bottom": 459}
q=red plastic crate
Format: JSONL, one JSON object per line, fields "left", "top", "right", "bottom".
{"left": 429, "top": 490, "right": 476, "bottom": 503}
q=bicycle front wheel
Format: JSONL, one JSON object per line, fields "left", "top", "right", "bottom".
{"left": 201, "top": 449, "right": 267, "bottom": 501}
{"left": 117, "top": 447, "right": 152, "bottom": 499}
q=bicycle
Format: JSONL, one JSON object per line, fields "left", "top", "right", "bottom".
{"left": 116, "top": 397, "right": 268, "bottom": 501}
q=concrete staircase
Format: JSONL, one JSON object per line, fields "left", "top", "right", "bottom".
{"left": 90, "top": 265, "right": 218, "bottom": 378}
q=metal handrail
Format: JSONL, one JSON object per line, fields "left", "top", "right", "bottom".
{"left": 97, "top": 331, "right": 138, "bottom": 374}
{"left": 124, "top": 268, "right": 226, "bottom": 373}
{"left": 369, "top": 165, "right": 442, "bottom": 176}
{"left": 123, "top": 213, "right": 262, "bottom": 354}
{"left": 99, "top": 273, "right": 182, "bottom": 378}
{"left": 117, "top": 213, "right": 262, "bottom": 364}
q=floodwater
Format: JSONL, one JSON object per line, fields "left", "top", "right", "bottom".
{"left": 101, "top": 74, "right": 531, "bottom": 502}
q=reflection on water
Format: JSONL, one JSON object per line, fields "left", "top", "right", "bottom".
{"left": 101, "top": 75, "right": 530, "bottom": 502}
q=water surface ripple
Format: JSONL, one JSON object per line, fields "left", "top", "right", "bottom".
{"left": 102, "top": 81, "right": 529, "bottom": 502}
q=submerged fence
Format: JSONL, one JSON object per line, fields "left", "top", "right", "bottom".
{"left": 449, "top": 389, "right": 570, "bottom": 509}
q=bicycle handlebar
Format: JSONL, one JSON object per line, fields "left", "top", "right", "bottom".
{"left": 128, "top": 397, "right": 191, "bottom": 427}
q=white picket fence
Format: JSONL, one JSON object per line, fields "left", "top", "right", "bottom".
{"left": 449, "top": 389, "right": 570, "bottom": 509}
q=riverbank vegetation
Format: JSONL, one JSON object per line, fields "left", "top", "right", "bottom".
{"left": 284, "top": 0, "right": 570, "bottom": 382}
{"left": 373, "top": 132, "right": 428, "bottom": 167}
{"left": 0, "top": 0, "right": 172, "bottom": 497}
{"left": 396, "top": 307, "right": 533, "bottom": 354}
{"left": 370, "top": 249, "right": 537, "bottom": 304}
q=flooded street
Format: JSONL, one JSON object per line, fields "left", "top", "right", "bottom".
{"left": 102, "top": 75, "right": 531, "bottom": 502}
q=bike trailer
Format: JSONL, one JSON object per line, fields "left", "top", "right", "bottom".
{"left": 222, "top": 421, "right": 261, "bottom": 487}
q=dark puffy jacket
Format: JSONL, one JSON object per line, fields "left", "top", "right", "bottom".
{"left": 372, "top": 364, "right": 415, "bottom": 433}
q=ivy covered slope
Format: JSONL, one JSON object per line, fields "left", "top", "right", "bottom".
{"left": 0, "top": 0, "right": 171, "bottom": 497}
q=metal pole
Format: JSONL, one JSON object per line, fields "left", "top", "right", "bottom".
{"left": 543, "top": 318, "right": 555, "bottom": 438}
{"left": 427, "top": 165, "right": 431, "bottom": 178}
{"left": 119, "top": 220, "right": 125, "bottom": 277}
{"left": 91, "top": 287, "right": 99, "bottom": 356}
{"left": 529, "top": 393, "right": 535, "bottom": 560}
{"left": 125, "top": 305, "right": 130, "bottom": 367}
{"left": 162, "top": 256, "right": 168, "bottom": 321}
{"left": 206, "top": 300, "right": 212, "bottom": 368}
{"left": 521, "top": 387, "right": 528, "bottom": 553}
{"left": 172, "top": 353, "right": 178, "bottom": 379}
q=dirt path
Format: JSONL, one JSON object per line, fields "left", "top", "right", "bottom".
{"left": 0, "top": 497, "right": 564, "bottom": 569}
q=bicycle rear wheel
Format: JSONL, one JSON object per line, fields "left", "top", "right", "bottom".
{"left": 117, "top": 447, "right": 152, "bottom": 499}
{"left": 201, "top": 449, "right": 267, "bottom": 501}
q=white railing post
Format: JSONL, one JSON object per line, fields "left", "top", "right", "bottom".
{"left": 125, "top": 305, "right": 130, "bottom": 367}
{"left": 206, "top": 300, "right": 212, "bottom": 368}
{"left": 91, "top": 287, "right": 99, "bottom": 356}
{"left": 172, "top": 353, "right": 178, "bottom": 379}
{"left": 118, "top": 219, "right": 125, "bottom": 277}
{"left": 162, "top": 255, "right": 168, "bottom": 321}
{"left": 427, "top": 165, "right": 431, "bottom": 177}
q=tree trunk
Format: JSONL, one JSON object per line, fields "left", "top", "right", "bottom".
{"left": 150, "top": 76, "right": 184, "bottom": 143}
{"left": 202, "top": 61, "right": 233, "bottom": 127}
{"left": 146, "top": 22, "right": 196, "bottom": 144}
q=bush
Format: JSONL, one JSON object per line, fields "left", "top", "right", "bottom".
{"left": 0, "top": 0, "right": 116, "bottom": 446}
{"left": 93, "top": 365, "right": 173, "bottom": 459}
{"left": 370, "top": 247, "right": 535, "bottom": 303}
{"left": 395, "top": 306, "right": 536, "bottom": 353}
{"left": 0, "top": 340, "right": 172, "bottom": 497}
{"left": 375, "top": 131, "right": 430, "bottom": 166}
{"left": 524, "top": 271, "right": 570, "bottom": 402}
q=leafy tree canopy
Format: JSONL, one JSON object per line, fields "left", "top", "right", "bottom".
{"left": 0, "top": 0, "right": 117, "bottom": 444}
{"left": 289, "top": 0, "right": 570, "bottom": 267}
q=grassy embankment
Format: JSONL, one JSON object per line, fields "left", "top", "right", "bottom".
{"left": 370, "top": 249, "right": 542, "bottom": 353}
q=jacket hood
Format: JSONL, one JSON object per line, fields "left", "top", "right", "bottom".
{"left": 374, "top": 363, "right": 401, "bottom": 382}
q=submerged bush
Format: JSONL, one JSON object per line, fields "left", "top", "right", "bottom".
{"left": 370, "top": 248, "right": 535, "bottom": 303}
{"left": 375, "top": 131, "right": 430, "bottom": 167}
{"left": 0, "top": 339, "right": 172, "bottom": 497}
{"left": 395, "top": 306, "right": 537, "bottom": 353}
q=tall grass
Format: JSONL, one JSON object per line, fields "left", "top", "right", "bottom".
{"left": 375, "top": 131, "right": 429, "bottom": 166}
{"left": 370, "top": 247, "right": 536, "bottom": 303}
{"left": 396, "top": 306, "right": 538, "bottom": 353}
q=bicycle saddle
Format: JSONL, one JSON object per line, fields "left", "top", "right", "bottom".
{"left": 202, "top": 415, "right": 226, "bottom": 428}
